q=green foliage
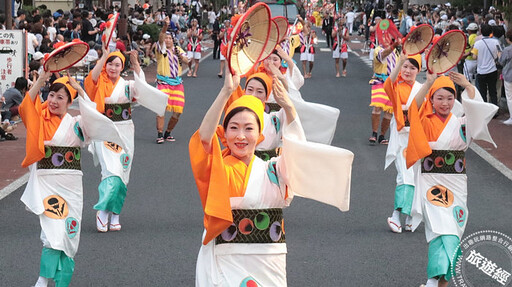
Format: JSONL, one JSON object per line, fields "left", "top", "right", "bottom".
{"left": 137, "top": 23, "right": 160, "bottom": 42}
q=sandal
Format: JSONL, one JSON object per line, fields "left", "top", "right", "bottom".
{"left": 96, "top": 211, "right": 108, "bottom": 233}
{"left": 217, "top": 73, "right": 223, "bottom": 78}
{"left": 378, "top": 135, "right": 389, "bottom": 145}
{"left": 342, "top": 70, "right": 347, "bottom": 77}
{"left": 4, "top": 133, "right": 17, "bottom": 140}
{"left": 387, "top": 217, "right": 402, "bottom": 233}
{"left": 187, "top": 71, "right": 193, "bottom": 77}
{"left": 369, "top": 132, "right": 377, "bottom": 145}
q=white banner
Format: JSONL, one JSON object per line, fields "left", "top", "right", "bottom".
{"left": 0, "top": 30, "right": 26, "bottom": 93}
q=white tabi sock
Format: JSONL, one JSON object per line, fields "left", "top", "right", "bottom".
{"left": 34, "top": 276, "right": 48, "bottom": 287}
{"left": 425, "top": 278, "right": 439, "bottom": 287}
{"left": 405, "top": 215, "right": 412, "bottom": 226}
{"left": 110, "top": 213, "right": 120, "bottom": 225}
{"left": 391, "top": 210, "right": 400, "bottom": 222}
{"left": 98, "top": 210, "right": 109, "bottom": 225}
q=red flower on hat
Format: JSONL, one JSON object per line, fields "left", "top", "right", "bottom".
{"left": 44, "top": 53, "right": 50, "bottom": 62}
{"left": 53, "top": 42, "right": 66, "bottom": 49}
{"left": 106, "top": 21, "right": 112, "bottom": 28}
{"left": 99, "top": 22, "right": 106, "bottom": 31}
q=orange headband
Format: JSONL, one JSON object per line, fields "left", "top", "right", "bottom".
{"left": 53, "top": 76, "right": 78, "bottom": 100}
{"left": 246, "top": 72, "right": 273, "bottom": 101}
{"left": 224, "top": 95, "right": 265, "bottom": 133}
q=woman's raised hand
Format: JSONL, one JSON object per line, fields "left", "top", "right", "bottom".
{"left": 66, "top": 71, "right": 86, "bottom": 98}
{"left": 223, "top": 64, "right": 239, "bottom": 94}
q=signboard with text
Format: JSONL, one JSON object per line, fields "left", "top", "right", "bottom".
{"left": 0, "top": 30, "right": 26, "bottom": 93}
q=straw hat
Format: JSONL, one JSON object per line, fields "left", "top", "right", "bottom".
{"left": 426, "top": 30, "right": 466, "bottom": 75}
{"left": 44, "top": 40, "right": 90, "bottom": 72}
{"left": 259, "top": 19, "right": 280, "bottom": 61}
{"left": 403, "top": 24, "right": 434, "bottom": 56}
{"left": 376, "top": 19, "right": 402, "bottom": 48}
{"left": 273, "top": 16, "right": 289, "bottom": 43}
{"left": 227, "top": 2, "right": 272, "bottom": 75}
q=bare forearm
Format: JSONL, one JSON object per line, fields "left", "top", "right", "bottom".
{"left": 199, "top": 87, "right": 232, "bottom": 147}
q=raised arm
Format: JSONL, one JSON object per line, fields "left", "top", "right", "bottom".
{"left": 90, "top": 45, "right": 109, "bottom": 83}
{"left": 66, "top": 72, "right": 86, "bottom": 99}
{"left": 415, "top": 71, "right": 437, "bottom": 107}
{"left": 159, "top": 16, "right": 170, "bottom": 46}
{"left": 129, "top": 50, "right": 141, "bottom": 75}
{"left": 449, "top": 72, "right": 475, "bottom": 99}
{"left": 389, "top": 49, "right": 407, "bottom": 83}
{"left": 27, "top": 70, "right": 51, "bottom": 102}
{"left": 276, "top": 45, "right": 295, "bottom": 77}
{"left": 199, "top": 66, "right": 240, "bottom": 152}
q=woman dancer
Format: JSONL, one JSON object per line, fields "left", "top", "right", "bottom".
{"left": 383, "top": 52, "right": 422, "bottom": 233}
{"left": 186, "top": 18, "right": 203, "bottom": 78}
{"left": 20, "top": 72, "right": 125, "bottom": 287}
{"left": 84, "top": 47, "right": 167, "bottom": 232}
{"left": 407, "top": 72, "right": 497, "bottom": 287}
{"left": 190, "top": 67, "right": 353, "bottom": 286}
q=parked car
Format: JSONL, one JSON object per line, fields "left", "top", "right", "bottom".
{"left": 249, "top": 0, "right": 300, "bottom": 23}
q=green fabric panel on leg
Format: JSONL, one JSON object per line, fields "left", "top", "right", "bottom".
{"left": 39, "top": 248, "right": 75, "bottom": 286}
{"left": 427, "top": 235, "right": 461, "bottom": 281}
{"left": 39, "top": 247, "right": 60, "bottom": 278}
{"left": 54, "top": 252, "right": 75, "bottom": 287}
{"left": 94, "top": 176, "right": 127, "bottom": 214}
{"left": 394, "top": 184, "right": 415, "bottom": 215}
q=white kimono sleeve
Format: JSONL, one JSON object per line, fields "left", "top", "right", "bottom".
{"left": 77, "top": 96, "right": 129, "bottom": 153}
{"left": 132, "top": 69, "right": 168, "bottom": 116}
{"left": 280, "top": 118, "right": 354, "bottom": 212}
{"left": 460, "top": 88, "right": 498, "bottom": 147}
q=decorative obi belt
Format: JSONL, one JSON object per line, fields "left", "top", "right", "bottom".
{"left": 265, "top": 102, "right": 282, "bottom": 113}
{"left": 421, "top": 150, "right": 465, "bottom": 174}
{"left": 216, "top": 208, "right": 285, "bottom": 245}
{"left": 104, "top": 103, "right": 131, "bottom": 121}
{"left": 255, "top": 148, "right": 280, "bottom": 161}
{"left": 38, "top": 146, "right": 81, "bottom": 170}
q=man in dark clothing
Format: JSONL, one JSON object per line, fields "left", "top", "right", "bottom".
{"left": 212, "top": 16, "right": 221, "bottom": 59}
{"left": 322, "top": 12, "right": 334, "bottom": 48}
{"left": 81, "top": 10, "right": 99, "bottom": 43}
{"left": 1, "top": 77, "right": 28, "bottom": 123}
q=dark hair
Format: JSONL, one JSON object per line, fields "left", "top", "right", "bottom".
{"left": 106, "top": 55, "right": 124, "bottom": 67}
{"left": 50, "top": 82, "right": 72, "bottom": 103}
{"left": 272, "top": 50, "right": 282, "bottom": 60}
{"left": 246, "top": 77, "right": 268, "bottom": 97}
{"left": 223, "top": 106, "right": 261, "bottom": 132}
{"left": 432, "top": 87, "right": 456, "bottom": 97}
{"left": 81, "top": 10, "right": 90, "bottom": 19}
{"left": 506, "top": 29, "right": 512, "bottom": 42}
{"left": 15, "top": 77, "right": 28, "bottom": 91}
{"left": 481, "top": 24, "right": 492, "bottom": 36}
{"left": 406, "top": 58, "right": 420, "bottom": 70}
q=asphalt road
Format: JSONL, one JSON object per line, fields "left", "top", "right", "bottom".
{"left": 1, "top": 42, "right": 511, "bottom": 287}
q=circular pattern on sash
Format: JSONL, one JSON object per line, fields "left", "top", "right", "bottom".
{"left": 44, "top": 146, "right": 52, "bottom": 158}
{"left": 434, "top": 156, "right": 445, "bottom": 168}
{"left": 427, "top": 185, "right": 454, "bottom": 208}
{"left": 51, "top": 153, "right": 65, "bottom": 167}
{"left": 445, "top": 152, "right": 455, "bottom": 165}
{"left": 221, "top": 223, "right": 237, "bottom": 242}
{"left": 239, "top": 218, "right": 254, "bottom": 235}
{"left": 269, "top": 221, "right": 283, "bottom": 242}
{"left": 122, "top": 109, "right": 131, "bottom": 120}
{"left": 254, "top": 212, "right": 270, "bottom": 230}
{"left": 43, "top": 195, "right": 69, "bottom": 219}
{"left": 423, "top": 157, "right": 434, "bottom": 172}
{"left": 65, "top": 217, "right": 79, "bottom": 239}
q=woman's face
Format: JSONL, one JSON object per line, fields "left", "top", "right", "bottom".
{"left": 47, "top": 87, "right": 71, "bottom": 117}
{"left": 225, "top": 110, "right": 260, "bottom": 165}
{"left": 266, "top": 54, "right": 281, "bottom": 69}
{"left": 401, "top": 60, "right": 419, "bottom": 83}
{"left": 106, "top": 57, "right": 123, "bottom": 80}
{"left": 245, "top": 79, "right": 267, "bottom": 103}
{"left": 432, "top": 88, "right": 455, "bottom": 118}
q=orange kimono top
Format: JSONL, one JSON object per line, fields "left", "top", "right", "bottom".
{"left": 189, "top": 128, "right": 254, "bottom": 245}
{"left": 19, "top": 95, "right": 62, "bottom": 168}
{"left": 384, "top": 74, "right": 414, "bottom": 131}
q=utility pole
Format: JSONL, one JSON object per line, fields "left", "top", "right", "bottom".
{"left": 118, "top": 0, "right": 128, "bottom": 37}
{"left": 5, "top": 0, "right": 13, "bottom": 29}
